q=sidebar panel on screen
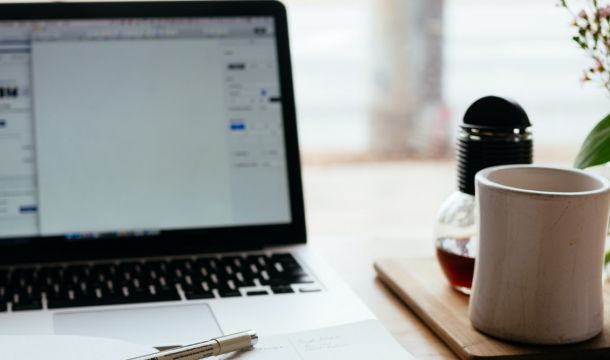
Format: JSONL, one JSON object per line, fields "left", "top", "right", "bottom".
{"left": 0, "top": 39, "right": 38, "bottom": 238}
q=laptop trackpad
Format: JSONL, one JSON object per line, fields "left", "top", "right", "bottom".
{"left": 53, "top": 304, "right": 222, "bottom": 347}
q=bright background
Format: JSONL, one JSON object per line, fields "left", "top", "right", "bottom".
{"left": 285, "top": 0, "right": 608, "bottom": 159}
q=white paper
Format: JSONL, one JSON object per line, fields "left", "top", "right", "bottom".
{"left": 0, "top": 335, "right": 156, "bottom": 359}
{"left": 218, "top": 320, "right": 416, "bottom": 360}
{"left": 0, "top": 320, "right": 415, "bottom": 360}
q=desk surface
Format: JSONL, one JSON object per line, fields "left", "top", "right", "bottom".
{"left": 302, "top": 160, "right": 459, "bottom": 359}
{"left": 301, "top": 158, "right": 575, "bottom": 359}
{"left": 312, "top": 237, "right": 457, "bottom": 359}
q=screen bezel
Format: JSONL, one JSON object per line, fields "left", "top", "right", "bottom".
{"left": 0, "top": 1, "right": 306, "bottom": 264}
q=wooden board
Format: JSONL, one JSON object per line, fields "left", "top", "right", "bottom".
{"left": 374, "top": 258, "right": 610, "bottom": 359}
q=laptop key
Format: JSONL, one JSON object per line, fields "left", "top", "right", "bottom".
{"left": 144, "top": 260, "right": 169, "bottom": 277}
{"left": 183, "top": 280, "right": 214, "bottom": 299}
{"left": 128, "top": 286, "right": 152, "bottom": 303}
{"left": 221, "top": 256, "right": 244, "bottom": 269}
{"left": 12, "top": 300, "right": 43, "bottom": 311}
{"left": 271, "top": 286, "right": 294, "bottom": 294}
{"left": 217, "top": 286, "right": 241, "bottom": 298}
{"left": 184, "top": 290, "right": 215, "bottom": 300}
{"left": 153, "top": 288, "right": 181, "bottom": 302}
{"left": 234, "top": 272, "right": 255, "bottom": 287}
{"left": 0, "top": 270, "right": 9, "bottom": 284}
{"left": 133, "top": 285, "right": 179, "bottom": 303}
{"left": 299, "top": 288, "right": 321, "bottom": 293}
{"left": 47, "top": 296, "right": 77, "bottom": 309}
{"left": 68, "top": 296, "right": 98, "bottom": 308}
{"left": 12, "top": 290, "right": 43, "bottom": 311}
{"left": 246, "top": 290, "right": 268, "bottom": 296}
{"left": 94, "top": 291, "right": 131, "bottom": 307}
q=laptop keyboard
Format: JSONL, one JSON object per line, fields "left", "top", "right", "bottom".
{"left": 0, "top": 253, "right": 320, "bottom": 312}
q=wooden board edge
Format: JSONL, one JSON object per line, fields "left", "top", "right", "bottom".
{"left": 373, "top": 259, "right": 474, "bottom": 360}
{"left": 373, "top": 259, "right": 610, "bottom": 360}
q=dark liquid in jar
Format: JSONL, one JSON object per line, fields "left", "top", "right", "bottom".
{"left": 436, "top": 237, "right": 475, "bottom": 294}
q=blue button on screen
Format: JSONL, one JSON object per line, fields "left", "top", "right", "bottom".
{"left": 19, "top": 205, "right": 37, "bottom": 214}
{"left": 230, "top": 123, "right": 246, "bottom": 131}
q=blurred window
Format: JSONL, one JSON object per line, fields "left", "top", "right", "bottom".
{"left": 284, "top": 0, "right": 607, "bottom": 159}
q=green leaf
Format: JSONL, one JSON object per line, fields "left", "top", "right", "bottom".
{"left": 574, "top": 113, "right": 610, "bottom": 169}
{"left": 605, "top": 250, "right": 610, "bottom": 267}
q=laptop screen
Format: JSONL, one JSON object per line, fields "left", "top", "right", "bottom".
{"left": 0, "top": 16, "right": 292, "bottom": 242}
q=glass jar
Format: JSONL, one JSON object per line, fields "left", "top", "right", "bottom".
{"left": 434, "top": 96, "right": 532, "bottom": 295}
{"left": 435, "top": 191, "right": 476, "bottom": 294}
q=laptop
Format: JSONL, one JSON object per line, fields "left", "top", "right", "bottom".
{"left": 0, "top": 1, "right": 373, "bottom": 346}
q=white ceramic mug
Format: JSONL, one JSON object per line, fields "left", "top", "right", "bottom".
{"left": 469, "top": 165, "right": 610, "bottom": 345}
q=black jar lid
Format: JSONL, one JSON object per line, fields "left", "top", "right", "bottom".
{"left": 457, "top": 96, "right": 533, "bottom": 195}
{"left": 462, "top": 96, "right": 531, "bottom": 131}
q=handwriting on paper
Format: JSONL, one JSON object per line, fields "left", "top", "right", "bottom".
{"left": 293, "top": 335, "right": 349, "bottom": 352}
{"left": 217, "top": 320, "right": 415, "bottom": 360}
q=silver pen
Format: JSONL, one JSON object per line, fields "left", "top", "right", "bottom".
{"left": 127, "top": 330, "right": 258, "bottom": 360}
